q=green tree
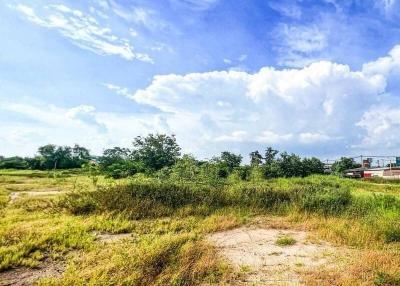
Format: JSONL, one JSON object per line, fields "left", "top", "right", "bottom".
{"left": 218, "top": 151, "right": 243, "bottom": 172}
{"left": 265, "top": 147, "right": 279, "bottom": 166}
{"left": 0, "top": 157, "right": 29, "bottom": 169}
{"left": 99, "top": 147, "right": 131, "bottom": 167}
{"left": 302, "top": 157, "right": 325, "bottom": 176}
{"left": 278, "top": 152, "right": 303, "bottom": 177}
{"left": 249, "top": 151, "right": 263, "bottom": 166}
{"left": 72, "top": 145, "right": 91, "bottom": 167}
{"left": 170, "top": 154, "right": 200, "bottom": 182}
{"left": 331, "top": 157, "right": 361, "bottom": 174}
{"left": 132, "top": 134, "right": 181, "bottom": 172}
{"left": 38, "top": 144, "right": 58, "bottom": 169}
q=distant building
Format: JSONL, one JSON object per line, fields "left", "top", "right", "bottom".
{"left": 343, "top": 167, "right": 367, "bottom": 178}
{"left": 364, "top": 167, "right": 400, "bottom": 179}
{"left": 344, "top": 166, "right": 400, "bottom": 179}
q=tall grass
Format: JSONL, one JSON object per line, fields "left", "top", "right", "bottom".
{"left": 60, "top": 177, "right": 400, "bottom": 245}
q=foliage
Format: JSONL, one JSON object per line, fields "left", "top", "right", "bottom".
{"left": 0, "top": 156, "right": 29, "bottom": 169}
{"left": 331, "top": 157, "right": 361, "bottom": 174}
{"left": 132, "top": 134, "right": 181, "bottom": 172}
{"left": 275, "top": 235, "right": 296, "bottom": 246}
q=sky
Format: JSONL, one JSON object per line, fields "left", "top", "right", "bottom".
{"left": 1, "top": 0, "right": 400, "bottom": 160}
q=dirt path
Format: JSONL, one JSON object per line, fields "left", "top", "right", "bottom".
{"left": 207, "top": 227, "right": 349, "bottom": 285}
{"left": 0, "top": 260, "right": 64, "bottom": 286}
{"left": 95, "top": 232, "right": 135, "bottom": 243}
{"left": 9, "top": 190, "right": 63, "bottom": 203}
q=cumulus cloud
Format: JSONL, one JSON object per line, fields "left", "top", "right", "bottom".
{"left": 103, "top": 83, "right": 131, "bottom": 97}
{"left": 11, "top": 4, "right": 153, "bottom": 62}
{"left": 0, "top": 100, "right": 169, "bottom": 156}
{"left": 130, "top": 47, "right": 400, "bottom": 157}
{"left": 3, "top": 45, "right": 400, "bottom": 158}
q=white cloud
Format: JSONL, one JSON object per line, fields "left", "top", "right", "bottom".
{"left": 298, "top": 132, "right": 331, "bottom": 144}
{"left": 268, "top": 1, "right": 302, "bottom": 19}
{"left": 103, "top": 83, "right": 131, "bottom": 97}
{"left": 356, "top": 105, "right": 400, "bottom": 149}
{"left": 4, "top": 45, "right": 400, "bottom": 158}
{"left": 215, "top": 131, "right": 248, "bottom": 142}
{"left": 108, "top": 1, "right": 168, "bottom": 31}
{"left": 255, "top": 131, "right": 293, "bottom": 144}
{"left": 374, "top": 0, "right": 399, "bottom": 17}
{"left": 169, "top": 0, "right": 220, "bottom": 11}
{"left": 238, "top": 54, "right": 248, "bottom": 62}
{"left": 0, "top": 100, "right": 169, "bottom": 156}
{"left": 132, "top": 56, "right": 387, "bottom": 155}
{"left": 12, "top": 4, "right": 152, "bottom": 62}
{"left": 272, "top": 23, "right": 328, "bottom": 67}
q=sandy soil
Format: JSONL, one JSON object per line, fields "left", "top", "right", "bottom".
{"left": 95, "top": 232, "right": 135, "bottom": 243}
{"left": 0, "top": 260, "right": 64, "bottom": 286}
{"left": 9, "top": 190, "right": 63, "bottom": 202}
{"left": 207, "top": 227, "right": 347, "bottom": 285}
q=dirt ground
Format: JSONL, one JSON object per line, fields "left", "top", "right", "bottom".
{"left": 207, "top": 227, "right": 350, "bottom": 285}
{"left": 9, "top": 190, "right": 63, "bottom": 202}
{"left": 95, "top": 232, "right": 135, "bottom": 243}
{"left": 0, "top": 260, "right": 64, "bottom": 286}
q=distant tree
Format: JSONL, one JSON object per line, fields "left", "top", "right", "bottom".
{"left": 249, "top": 151, "right": 263, "bottom": 166}
{"left": 0, "top": 156, "right": 29, "bottom": 169}
{"left": 265, "top": 147, "right": 279, "bottom": 166}
{"left": 170, "top": 154, "right": 200, "bottom": 181}
{"left": 302, "top": 157, "right": 324, "bottom": 176}
{"left": 219, "top": 151, "right": 243, "bottom": 172}
{"left": 331, "top": 157, "right": 361, "bottom": 174}
{"left": 71, "top": 145, "right": 91, "bottom": 167}
{"left": 132, "top": 134, "right": 181, "bottom": 172}
{"left": 38, "top": 144, "right": 58, "bottom": 169}
{"left": 99, "top": 147, "right": 131, "bottom": 167}
{"left": 278, "top": 152, "right": 303, "bottom": 177}
{"left": 36, "top": 144, "right": 90, "bottom": 169}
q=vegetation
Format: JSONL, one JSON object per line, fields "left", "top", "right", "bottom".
{"left": 275, "top": 235, "right": 297, "bottom": 246}
{"left": 0, "top": 135, "right": 399, "bottom": 285}
{"left": 0, "top": 134, "right": 326, "bottom": 180}
{"left": 0, "top": 169, "right": 399, "bottom": 285}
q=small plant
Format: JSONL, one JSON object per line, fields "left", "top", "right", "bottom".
{"left": 275, "top": 235, "right": 296, "bottom": 246}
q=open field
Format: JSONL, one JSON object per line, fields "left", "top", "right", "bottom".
{"left": 0, "top": 170, "right": 399, "bottom": 285}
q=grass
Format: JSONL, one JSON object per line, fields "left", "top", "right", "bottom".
{"left": 275, "top": 235, "right": 296, "bottom": 246}
{"left": 0, "top": 170, "right": 399, "bottom": 285}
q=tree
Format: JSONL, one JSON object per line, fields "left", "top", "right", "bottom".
{"left": 37, "top": 144, "right": 90, "bottom": 169}
{"left": 250, "top": 151, "right": 263, "bottom": 166}
{"left": 265, "top": 147, "right": 279, "bottom": 166}
{"left": 99, "top": 147, "right": 131, "bottom": 167}
{"left": 302, "top": 157, "right": 324, "bottom": 176}
{"left": 170, "top": 154, "right": 200, "bottom": 181}
{"left": 219, "top": 151, "right": 242, "bottom": 172}
{"left": 72, "top": 145, "right": 91, "bottom": 167}
{"left": 0, "top": 156, "right": 29, "bottom": 169}
{"left": 278, "top": 152, "right": 303, "bottom": 177}
{"left": 331, "top": 157, "right": 361, "bottom": 174}
{"left": 132, "top": 134, "right": 181, "bottom": 172}
{"left": 38, "top": 144, "right": 58, "bottom": 169}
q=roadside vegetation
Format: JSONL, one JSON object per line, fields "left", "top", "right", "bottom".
{"left": 0, "top": 134, "right": 399, "bottom": 285}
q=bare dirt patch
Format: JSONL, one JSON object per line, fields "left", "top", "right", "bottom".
{"left": 0, "top": 260, "right": 64, "bottom": 286}
{"left": 95, "top": 232, "right": 135, "bottom": 243}
{"left": 9, "top": 190, "right": 63, "bottom": 203}
{"left": 207, "top": 227, "right": 349, "bottom": 285}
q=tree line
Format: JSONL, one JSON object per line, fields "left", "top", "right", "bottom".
{"left": 0, "top": 134, "right": 358, "bottom": 179}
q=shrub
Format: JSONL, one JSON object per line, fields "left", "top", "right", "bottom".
{"left": 275, "top": 235, "right": 296, "bottom": 246}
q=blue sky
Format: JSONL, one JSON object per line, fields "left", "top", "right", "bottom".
{"left": 1, "top": 0, "right": 400, "bottom": 160}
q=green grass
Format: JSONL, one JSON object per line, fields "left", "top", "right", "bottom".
{"left": 0, "top": 170, "right": 399, "bottom": 285}
{"left": 275, "top": 235, "right": 296, "bottom": 246}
